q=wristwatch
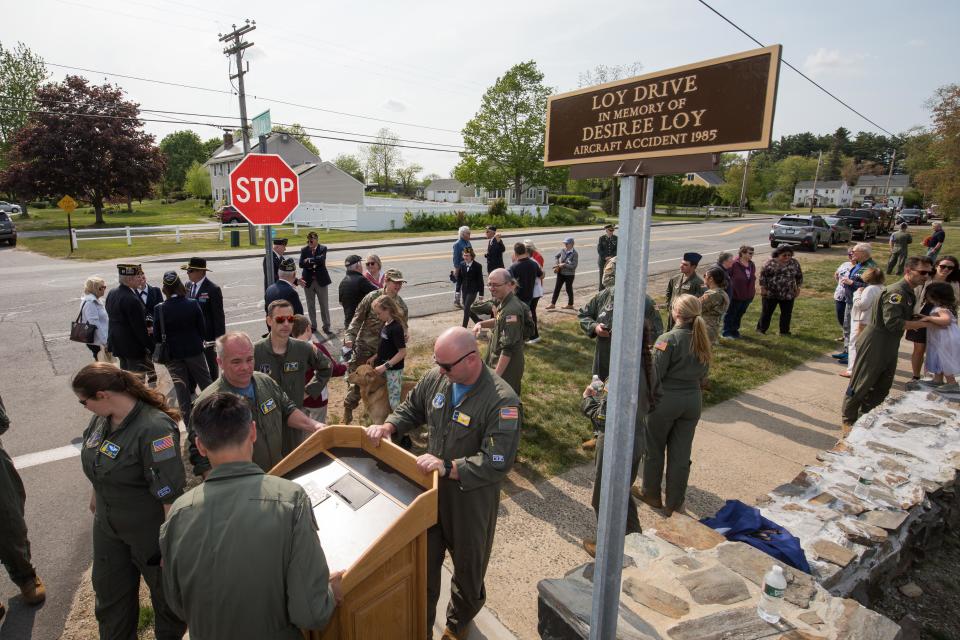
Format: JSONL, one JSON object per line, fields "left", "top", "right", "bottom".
{"left": 443, "top": 460, "right": 453, "bottom": 477}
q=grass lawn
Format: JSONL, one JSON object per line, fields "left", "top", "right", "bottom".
{"left": 14, "top": 199, "right": 215, "bottom": 232}
{"left": 490, "top": 224, "right": 960, "bottom": 477}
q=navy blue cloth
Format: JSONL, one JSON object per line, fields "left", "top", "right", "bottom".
{"left": 299, "top": 243, "right": 332, "bottom": 287}
{"left": 154, "top": 296, "right": 206, "bottom": 359}
{"left": 264, "top": 280, "right": 304, "bottom": 316}
{"left": 701, "top": 500, "right": 811, "bottom": 573}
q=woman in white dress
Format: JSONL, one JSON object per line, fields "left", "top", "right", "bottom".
{"left": 79, "top": 276, "right": 111, "bottom": 361}
{"left": 842, "top": 268, "right": 885, "bottom": 378}
{"left": 919, "top": 281, "right": 960, "bottom": 393}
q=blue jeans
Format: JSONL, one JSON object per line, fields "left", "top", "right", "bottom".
{"left": 722, "top": 298, "right": 753, "bottom": 337}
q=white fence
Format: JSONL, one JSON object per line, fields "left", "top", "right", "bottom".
{"left": 290, "top": 200, "right": 546, "bottom": 231}
{"left": 71, "top": 223, "right": 283, "bottom": 248}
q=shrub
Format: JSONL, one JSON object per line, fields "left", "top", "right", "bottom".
{"left": 548, "top": 194, "right": 591, "bottom": 209}
{"left": 488, "top": 198, "right": 508, "bottom": 216}
{"left": 30, "top": 201, "right": 48, "bottom": 209}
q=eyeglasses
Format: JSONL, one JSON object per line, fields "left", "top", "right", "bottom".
{"left": 938, "top": 264, "right": 956, "bottom": 271}
{"left": 434, "top": 350, "right": 475, "bottom": 372}
{"left": 914, "top": 270, "right": 933, "bottom": 276}
{"left": 272, "top": 315, "right": 295, "bottom": 324}
{"left": 487, "top": 280, "right": 507, "bottom": 288}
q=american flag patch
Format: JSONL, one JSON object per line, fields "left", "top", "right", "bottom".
{"left": 499, "top": 406, "right": 519, "bottom": 420}
{"left": 152, "top": 435, "right": 175, "bottom": 453}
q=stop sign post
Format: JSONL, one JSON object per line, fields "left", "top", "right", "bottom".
{"left": 229, "top": 153, "right": 300, "bottom": 288}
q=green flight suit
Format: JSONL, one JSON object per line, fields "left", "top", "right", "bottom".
{"left": 842, "top": 279, "right": 915, "bottom": 424}
{"left": 79, "top": 401, "right": 187, "bottom": 640}
{"left": 485, "top": 291, "right": 526, "bottom": 395}
{"left": 191, "top": 372, "right": 298, "bottom": 476}
{"left": 0, "top": 395, "right": 38, "bottom": 591}
{"left": 664, "top": 273, "right": 705, "bottom": 329}
{"left": 343, "top": 289, "right": 408, "bottom": 415}
{"left": 159, "top": 462, "right": 336, "bottom": 639}
{"left": 254, "top": 336, "right": 332, "bottom": 453}
{"left": 641, "top": 326, "right": 709, "bottom": 512}
{"left": 582, "top": 380, "right": 649, "bottom": 535}
{"left": 887, "top": 231, "right": 913, "bottom": 275}
{"left": 387, "top": 366, "right": 521, "bottom": 636}
{"left": 578, "top": 287, "right": 663, "bottom": 381}
{"left": 597, "top": 233, "right": 618, "bottom": 289}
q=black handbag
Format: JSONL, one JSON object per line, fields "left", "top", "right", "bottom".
{"left": 70, "top": 302, "right": 97, "bottom": 344}
{"left": 151, "top": 303, "right": 172, "bottom": 365}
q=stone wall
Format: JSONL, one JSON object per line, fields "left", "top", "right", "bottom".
{"left": 536, "top": 391, "right": 960, "bottom": 639}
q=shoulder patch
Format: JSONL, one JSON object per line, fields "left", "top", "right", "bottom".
{"left": 888, "top": 293, "right": 903, "bottom": 304}
{"left": 152, "top": 435, "right": 177, "bottom": 462}
{"left": 156, "top": 486, "right": 172, "bottom": 498}
{"left": 283, "top": 361, "right": 300, "bottom": 373}
{"left": 499, "top": 406, "right": 519, "bottom": 431}
{"left": 505, "top": 314, "right": 518, "bottom": 323}
{"left": 260, "top": 398, "right": 277, "bottom": 414}
{"left": 432, "top": 392, "right": 445, "bottom": 409}
{"left": 655, "top": 340, "right": 669, "bottom": 351}
{"left": 258, "top": 363, "right": 272, "bottom": 375}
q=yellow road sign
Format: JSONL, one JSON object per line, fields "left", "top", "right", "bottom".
{"left": 58, "top": 195, "right": 77, "bottom": 213}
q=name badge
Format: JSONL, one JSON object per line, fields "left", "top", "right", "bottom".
{"left": 198, "top": 293, "right": 209, "bottom": 302}
{"left": 100, "top": 440, "right": 121, "bottom": 459}
{"left": 453, "top": 410, "right": 471, "bottom": 427}
{"left": 283, "top": 361, "right": 300, "bottom": 373}
{"left": 260, "top": 398, "right": 277, "bottom": 415}
{"left": 258, "top": 364, "right": 272, "bottom": 375}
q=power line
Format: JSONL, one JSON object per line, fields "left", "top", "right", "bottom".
{"left": 0, "top": 106, "right": 463, "bottom": 153}
{"left": 45, "top": 61, "right": 464, "bottom": 135}
{"left": 694, "top": 0, "right": 895, "bottom": 137}
{"left": 3, "top": 94, "right": 466, "bottom": 148}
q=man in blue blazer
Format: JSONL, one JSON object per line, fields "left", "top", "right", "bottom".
{"left": 298, "top": 232, "right": 333, "bottom": 335}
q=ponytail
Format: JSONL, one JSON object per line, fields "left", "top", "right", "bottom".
{"left": 672, "top": 294, "right": 712, "bottom": 365}
{"left": 72, "top": 363, "right": 181, "bottom": 423}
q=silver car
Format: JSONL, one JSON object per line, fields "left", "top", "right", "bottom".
{"left": 0, "top": 201, "right": 21, "bottom": 215}
{"left": 769, "top": 215, "right": 833, "bottom": 251}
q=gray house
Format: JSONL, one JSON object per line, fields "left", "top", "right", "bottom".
{"left": 295, "top": 161, "right": 364, "bottom": 205}
{"left": 851, "top": 174, "right": 910, "bottom": 207}
{"left": 206, "top": 132, "right": 321, "bottom": 207}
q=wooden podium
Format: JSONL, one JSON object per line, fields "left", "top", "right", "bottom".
{"left": 269, "top": 426, "right": 438, "bottom": 640}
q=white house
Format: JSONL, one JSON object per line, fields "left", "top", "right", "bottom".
{"left": 205, "top": 132, "right": 321, "bottom": 207}
{"left": 851, "top": 174, "right": 910, "bottom": 207}
{"left": 792, "top": 180, "right": 853, "bottom": 207}
{"left": 423, "top": 179, "right": 548, "bottom": 205}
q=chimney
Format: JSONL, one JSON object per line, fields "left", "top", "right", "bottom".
{"left": 223, "top": 131, "right": 234, "bottom": 149}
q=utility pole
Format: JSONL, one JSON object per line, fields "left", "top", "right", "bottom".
{"left": 883, "top": 149, "right": 897, "bottom": 209}
{"left": 219, "top": 20, "right": 258, "bottom": 244}
{"left": 737, "top": 150, "right": 751, "bottom": 217}
{"left": 809, "top": 150, "right": 822, "bottom": 213}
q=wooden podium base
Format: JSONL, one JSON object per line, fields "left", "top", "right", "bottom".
{"left": 269, "top": 426, "right": 437, "bottom": 640}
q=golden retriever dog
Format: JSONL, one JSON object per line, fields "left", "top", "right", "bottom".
{"left": 346, "top": 364, "right": 415, "bottom": 426}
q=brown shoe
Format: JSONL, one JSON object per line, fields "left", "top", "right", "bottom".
{"left": 20, "top": 576, "right": 46, "bottom": 605}
{"left": 545, "top": 304, "right": 556, "bottom": 310}
{"left": 582, "top": 538, "right": 597, "bottom": 557}
{"left": 582, "top": 438, "right": 597, "bottom": 451}
{"left": 441, "top": 626, "right": 464, "bottom": 640}
{"left": 631, "top": 485, "right": 663, "bottom": 509}
{"left": 562, "top": 304, "right": 574, "bottom": 309}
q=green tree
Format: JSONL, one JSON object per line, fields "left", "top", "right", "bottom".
{"left": 333, "top": 153, "right": 365, "bottom": 183}
{"left": 0, "top": 41, "right": 46, "bottom": 201}
{"left": 159, "top": 130, "right": 207, "bottom": 194}
{"left": 825, "top": 127, "right": 850, "bottom": 180}
{"left": 365, "top": 128, "right": 401, "bottom": 189}
{"left": 915, "top": 84, "right": 960, "bottom": 220}
{"left": 202, "top": 136, "right": 222, "bottom": 158}
{"left": 272, "top": 123, "right": 319, "bottom": 156}
{"left": 184, "top": 160, "right": 211, "bottom": 199}
{"left": 457, "top": 61, "right": 553, "bottom": 203}
{"left": 0, "top": 76, "right": 164, "bottom": 224}
{"left": 774, "top": 155, "right": 820, "bottom": 195}
{"left": 395, "top": 162, "right": 422, "bottom": 196}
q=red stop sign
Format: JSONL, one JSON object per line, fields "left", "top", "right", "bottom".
{"left": 229, "top": 153, "right": 300, "bottom": 225}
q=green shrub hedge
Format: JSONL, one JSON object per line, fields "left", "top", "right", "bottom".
{"left": 403, "top": 205, "right": 597, "bottom": 232}
{"left": 548, "top": 194, "right": 591, "bottom": 209}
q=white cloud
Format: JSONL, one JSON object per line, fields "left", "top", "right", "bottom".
{"left": 382, "top": 99, "right": 407, "bottom": 113}
{"left": 802, "top": 48, "right": 869, "bottom": 78}
{"left": 907, "top": 38, "right": 926, "bottom": 48}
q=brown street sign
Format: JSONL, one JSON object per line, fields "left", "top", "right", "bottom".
{"left": 544, "top": 45, "right": 781, "bottom": 167}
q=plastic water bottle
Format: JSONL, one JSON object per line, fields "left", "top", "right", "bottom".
{"left": 854, "top": 466, "right": 874, "bottom": 500}
{"left": 757, "top": 565, "right": 786, "bottom": 623}
{"left": 590, "top": 375, "right": 604, "bottom": 392}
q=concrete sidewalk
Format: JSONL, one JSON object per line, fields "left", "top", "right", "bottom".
{"left": 477, "top": 342, "right": 916, "bottom": 639}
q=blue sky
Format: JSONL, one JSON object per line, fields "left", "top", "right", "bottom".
{"left": 3, "top": 0, "right": 957, "bottom": 176}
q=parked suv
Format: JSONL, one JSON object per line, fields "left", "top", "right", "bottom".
{"left": 769, "top": 215, "right": 833, "bottom": 251}
{"left": 835, "top": 208, "right": 880, "bottom": 239}
{"left": 0, "top": 212, "right": 17, "bottom": 246}
{"left": 896, "top": 208, "right": 926, "bottom": 225}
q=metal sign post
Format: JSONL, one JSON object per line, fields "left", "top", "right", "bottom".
{"left": 259, "top": 134, "right": 275, "bottom": 289}
{"left": 589, "top": 175, "right": 654, "bottom": 640}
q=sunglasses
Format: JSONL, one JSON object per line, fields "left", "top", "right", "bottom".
{"left": 938, "top": 264, "right": 956, "bottom": 271}
{"left": 78, "top": 396, "right": 95, "bottom": 406}
{"left": 434, "top": 350, "right": 475, "bottom": 372}
{"left": 272, "top": 315, "right": 295, "bottom": 324}
{"left": 914, "top": 270, "right": 933, "bottom": 276}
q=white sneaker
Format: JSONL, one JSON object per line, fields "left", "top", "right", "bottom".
{"left": 525, "top": 336, "right": 541, "bottom": 345}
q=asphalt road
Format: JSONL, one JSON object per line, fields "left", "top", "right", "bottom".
{"left": 0, "top": 217, "right": 776, "bottom": 638}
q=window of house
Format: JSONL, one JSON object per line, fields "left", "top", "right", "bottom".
{"left": 686, "top": 174, "right": 694, "bottom": 180}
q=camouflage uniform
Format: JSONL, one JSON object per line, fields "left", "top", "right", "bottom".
{"left": 342, "top": 288, "right": 408, "bottom": 421}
